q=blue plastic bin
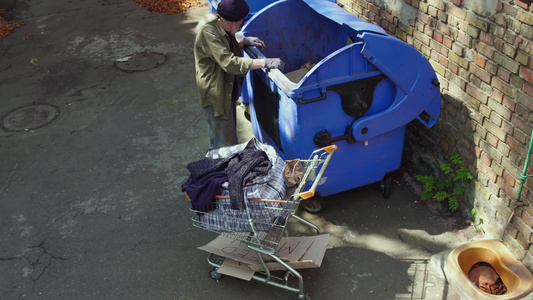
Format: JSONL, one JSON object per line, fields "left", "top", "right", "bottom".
{"left": 240, "top": 0, "right": 441, "bottom": 198}
{"left": 208, "top": 0, "right": 336, "bottom": 23}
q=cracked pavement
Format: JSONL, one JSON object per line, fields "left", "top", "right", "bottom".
{"left": 0, "top": 0, "right": 483, "bottom": 299}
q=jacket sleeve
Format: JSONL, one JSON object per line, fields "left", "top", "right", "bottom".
{"left": 200, "top": 26, "right": 253, "bottom": 75}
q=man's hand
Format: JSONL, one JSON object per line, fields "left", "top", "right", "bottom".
{"left": 265, "top": 58, "right": 285, "bottom": 72}
{"left": 243, "top": 36, "right": 265, "bottom": 50}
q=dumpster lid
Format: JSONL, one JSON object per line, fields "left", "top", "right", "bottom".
{"left": 302, "top": 0, "right": 387, "bottom": 35}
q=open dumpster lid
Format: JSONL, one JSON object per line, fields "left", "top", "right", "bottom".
{"left": 302, "top": 0, "right": 387, "bottom": 35}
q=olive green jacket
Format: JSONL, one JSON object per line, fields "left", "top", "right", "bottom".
{"left": 194, "top": 17, "right": 253, "bottom": 120}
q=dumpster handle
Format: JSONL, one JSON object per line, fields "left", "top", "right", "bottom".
{"left": 297, "top": 92, "right": 327, "bottom": 104}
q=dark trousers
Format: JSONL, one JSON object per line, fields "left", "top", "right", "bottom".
{"left": 203, "top": 102, "right": 238, "bottom": 150}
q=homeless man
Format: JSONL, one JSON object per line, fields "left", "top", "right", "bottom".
{"left": 194, "top": 0, "right": 285, "bottom": 150}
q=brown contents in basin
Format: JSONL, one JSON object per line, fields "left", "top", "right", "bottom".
{"left": 468, "top": 261, "right": 507, "bottom": 295}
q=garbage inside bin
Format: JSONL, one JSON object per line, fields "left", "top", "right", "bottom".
{"left": 240, "top": 0, "right": 441, "bottom": 198}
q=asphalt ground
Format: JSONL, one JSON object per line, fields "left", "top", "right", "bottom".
{"left": 0, "top": 1, "right": 486, "bottom": 299}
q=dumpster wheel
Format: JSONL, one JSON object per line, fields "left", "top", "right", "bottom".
{"left": 301, "top": 197, "right": 325, "bottom": 213}
{"left": 380, "top": 174, "right": 392, "bottom": 199}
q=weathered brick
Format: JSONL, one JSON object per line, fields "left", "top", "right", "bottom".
{"left": 493, "top": 14, "right": 506, "bottom": 27}
{"left": 429, "top": 61, "right": 446, "bottom": 77}
{"left": 517, "top": 51, "right": 530, "bottom": 69}
{"left": 511, "top": 114, "right": 533, "bottom": 137}
{"left": 503, "top": 169, "right": 518, "bottom": 189}
{"left": 517, "top": 9, "right": 533, "bottom": 26}
{"left": 443, "top": 36, "right": 452, "bottom": 48}
{"left": 507, "top": 225, "right": 520, "bottom": 239}
{"left": 479, "top": 31, "right": 494, "bottom": 46}
{"left": 433, "top": 30, "right": 443, "bottom": 43}
{"left": 466, "top": 24, "right": 479, "bottom": 38}
{"left": 417, "top": 10, "right": 433, "bottom": 26}
{"left": 514, "top": 126, "right": 530, "bottom": 145}
{"left": 517, "top": 0, "right": 530, "bottom": 10}
{"left": 516, "top": 232, "right": 531, "bottom": 251}
{"left": 470, "top": 63, "right": 492, "bottom": 84}
{"left": 437, "top": 10, "right": 447, "bottom": 23}
{"left": 502, "top": 95, "right": 517, "bottom": 111}
{"left": 398, "top": 21, "right": 414, "bottom": 35}
{"left": 466, "top": 84, "right": 489, "bottom": 104}
{"left": 454, "top": 30, "right": 472, "bottom": 46}
{"left": 381, "top": 10, "right": 395, "bottom": 25}
{"left": 513, "top": 73, "right": 526, "bottom": 92}
{"left": 414, "top": 29, "right": 431, "bottom": 46}
{"left": 493, "top": 52, "right": 520, "bottom": 74}
{"left": 438, "top": 55, "right": 449, "bottom": 68}
{"left": 519, "top": 66, "right": 533, "bottom": 86}
{"left": 488, "top": 98, "right": 512, "bottom": 121}
{"left": 497, "top": 139, "right": 511, "bottom": 157}
{"left": 483, "top": 118, "right": 508, "bottom": 141}
{"left": 423, "top": 24, "right": 433, "bottom": 37}
{"left": 428, "top": 5, "right": 438, "bottom": 18}
{"left": 502, "top": 43, "right": 517, "bottom": 58}
{"left": 501, "top": 2, "right": 519, "bottom": 18}
{"left": 475, "top": 41, "right": 495, "bottom": 59}
{"left": 486, "top": 61, "right": 499, "bottom": 76}
{"left": 478, "top": 159, "right": 498, "bottom": 183}
{"left": 466, "top": 12, "right": 489, "bottom": 31}
{"left": 436, "top": 21, "right": 451, "bottom": 36}
{"left": 486, "top": 132, "right": 499, "bottom": 147}
{"left": 502, "top": 157, "right": 522, "bottom": 181}
{"left": 480, "top": 152, "right": 492, "bottom": 166}
{"left": 494, "top": 37, "right": 505, "bottom": 53}
{"left": 449, "top": 51, "right": 469, "bottom": 69}
{"left": 447, "top": 2, "right": 466, "bottom": 20}
{"left": 492, "top": 77, "right": 517, "bottom": 98}
{"left": 497, "top": 67, "right": 512, "bottom": 83}
{"left": 427, "top": 0, "right": 445, "bottom": 10}
{"left": 522, "top": 83, "right": 533, "bottom": 101}
{"left": 451, "top": 43, "right": 464, "bottom": 56}
{"left": 473, "top": 53, "right": 486, "bottom": 68}
{"left": 523, "top": 208, "right": 533, "bottom": 228}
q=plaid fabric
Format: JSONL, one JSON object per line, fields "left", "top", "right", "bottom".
{"left": 197, "top": 139, "right": 288, "bottom": 232}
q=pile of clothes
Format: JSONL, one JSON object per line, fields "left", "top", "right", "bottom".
{"left": 182, "top": 139, "right": 289, "bottom": 232}
{"left": 468, "top": 261, "right": 507, "bottom": 295}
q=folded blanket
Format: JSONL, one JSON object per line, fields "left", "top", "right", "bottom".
{"left": 184, "top": 148, "right": 272, "bottom": 210}
{"left": 468, "top": 261, "right": 507, "bottom": 295}
{"left": 182, "top": 170, "right": 227, "bottom": 213}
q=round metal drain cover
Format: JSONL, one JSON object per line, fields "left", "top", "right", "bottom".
{"left": 115, "top": 51, "right": 167, "bottom": 72}
{"left": 1, "top": 104, "right": 60, "bottom": 132}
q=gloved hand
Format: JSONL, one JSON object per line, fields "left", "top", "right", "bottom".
{"left": 243, "top": 37, "right": 265, "bottom": 50}
{"left": 265, "top": 58, "right": 285, "bottom": 72}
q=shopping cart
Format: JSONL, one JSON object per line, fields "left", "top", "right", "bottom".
{"left": 184, "top": 144, "right": 337, "bottom": 300}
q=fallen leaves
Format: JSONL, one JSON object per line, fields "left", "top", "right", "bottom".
{"left": 0, "top": 9, "right": 20, "bottom": 39}
{"left": 134, "top": 0, "right": 204, "bottom": 14}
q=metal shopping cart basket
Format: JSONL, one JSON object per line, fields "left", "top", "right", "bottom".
{"left": 184, "top": 144, "right": 337, "bottom": 300}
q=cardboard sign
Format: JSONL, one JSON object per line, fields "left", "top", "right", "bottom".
{"left": 198, "top": 234, "right": 330, "bottom": 279}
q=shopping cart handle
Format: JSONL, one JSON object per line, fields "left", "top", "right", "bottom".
{"left": 322, "top": 144, "right": 338, "bottom": 153}
{"left": 298, "top": 190, "right": 315, "bottom": 200}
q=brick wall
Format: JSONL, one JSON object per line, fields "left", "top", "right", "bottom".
{"left": 336, "top": 0, "right": 533, "bottom": 269}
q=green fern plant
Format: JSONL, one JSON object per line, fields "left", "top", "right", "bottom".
{"left": 415, "top": 155, "right": 474, "bottom": 211}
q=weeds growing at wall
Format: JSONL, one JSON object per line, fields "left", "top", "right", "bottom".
{"left": 415, "top": 154, "right": 474, "bottom": 211}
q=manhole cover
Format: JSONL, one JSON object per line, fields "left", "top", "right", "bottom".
{"left": 115, "top": 51, "right": 167, "bottom": 72}
{"left": 1, "top": 104, "right": 60, "bottom": 132}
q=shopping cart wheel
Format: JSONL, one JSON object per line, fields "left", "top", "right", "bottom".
{"left": 209, "top": 268, "right": 223, "bottom": 280}
{"left": 380, "top": 174, "right": 392, "bottom": 199}
{"left": 297, "top": 294, "right": 311, "bottom": 300}
{"left": 301, "top": 197, "right": 325, "bottom": 213}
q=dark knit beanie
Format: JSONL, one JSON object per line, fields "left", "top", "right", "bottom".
{"left": 217, "top": 0, "right": 249, "bottom": 22}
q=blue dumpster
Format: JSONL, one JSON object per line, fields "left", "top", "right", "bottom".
{"left": 240, "top": 0, "right": 441, "bottom": 203}
{"left": 208, "top": 0, "right": 336, "bottom": 23}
